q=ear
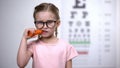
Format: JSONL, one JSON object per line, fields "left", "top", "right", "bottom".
{"left": 56, "top": 20, "right": 60, "bottom": 27}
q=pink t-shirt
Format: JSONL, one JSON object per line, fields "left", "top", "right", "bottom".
{"left": 27, "top": 39, "right": 78, "bottom": 68}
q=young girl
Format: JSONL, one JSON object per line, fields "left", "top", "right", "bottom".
{"left": 17, "top": 3, "right": 78, "bottom": 68}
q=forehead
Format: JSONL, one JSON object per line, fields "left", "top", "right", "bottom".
{"left": 35, "top": 11, "right": 56, "bottom": 21}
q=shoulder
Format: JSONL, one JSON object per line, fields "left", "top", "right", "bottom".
{"left": 27, "top": 39, "right": 39, "bottom": 47}
{"left": 58, "top": 39, "right": 77, "bottom": 52}
{"left": 58, "top": 39, "right": 73, "bottom": 47}
{"left": 58, "top": 39, "right": 68, "bottom": 44}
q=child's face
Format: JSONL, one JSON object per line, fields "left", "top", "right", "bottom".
{"left": 35, "top": 11, "right": 59, "bottom": 38}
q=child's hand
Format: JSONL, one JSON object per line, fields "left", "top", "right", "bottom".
{"left": 23, "top": 28, "right": 37, "bottom": 39}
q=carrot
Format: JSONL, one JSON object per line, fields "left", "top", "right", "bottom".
{"left": 28, "top": 29, "right": 43, "bottom": 37}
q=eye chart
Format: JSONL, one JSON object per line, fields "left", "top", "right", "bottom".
{"left": 60, "top": 0, "right": 117, "bottom": 68}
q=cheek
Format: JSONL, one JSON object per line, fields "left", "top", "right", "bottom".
{"left": 35, "top": 24, "right": 42, "bottom": 29}
{"left": 48, "top": 27, "right": 57, "bottom": 35}
{"left": 49, "top": 28, "right": 56, "bottom": 34}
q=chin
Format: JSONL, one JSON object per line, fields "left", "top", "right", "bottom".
{"left": 41, "top": 35, "right": 52, "bottom": 38}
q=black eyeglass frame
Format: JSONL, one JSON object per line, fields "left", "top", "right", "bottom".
{"left": 34, "top": 20, "right": 57, "bottom": 29}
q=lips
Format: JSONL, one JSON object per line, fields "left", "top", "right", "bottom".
{"left": 42, "top": 30, "right": 49, "bottom": 34}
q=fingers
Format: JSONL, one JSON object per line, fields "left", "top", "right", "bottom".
{"left": 23, "top": 28, "right": 36, "bottom": 39}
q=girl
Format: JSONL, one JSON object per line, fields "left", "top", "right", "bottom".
{"left": 17, "top": 3, "right": 78, "bottom": 68}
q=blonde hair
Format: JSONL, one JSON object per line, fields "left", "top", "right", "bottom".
{"left": 33, "top": 3, "right": 60, "bottom": 20}
{"left": 33, "top": 3, "right": 60, "bottom": 37}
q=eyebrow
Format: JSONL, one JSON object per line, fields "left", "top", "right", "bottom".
{"left": 36, "top": 20, "right": 56, "bottom": 22}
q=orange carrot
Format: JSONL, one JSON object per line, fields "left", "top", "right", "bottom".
{"left": 28, "top": 29, "right": 43, "bottom": 37}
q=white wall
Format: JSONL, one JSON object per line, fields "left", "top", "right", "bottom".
{"left": 0, "top": 0, "right": 35, "bottom": 68}
{"left": 116, "top": 0, "right": 120, "bottom": 68}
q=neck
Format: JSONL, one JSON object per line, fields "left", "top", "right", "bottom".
{"left": 40, "top": 35, "right": 58, "bottom": 44}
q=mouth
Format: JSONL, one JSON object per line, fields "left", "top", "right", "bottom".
{"left": 42, "top": 30, "right": 49, "bottom": 34}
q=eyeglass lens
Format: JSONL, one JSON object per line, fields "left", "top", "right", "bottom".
{"left": 35, "top": 20, "right": 56, "bottom": 28}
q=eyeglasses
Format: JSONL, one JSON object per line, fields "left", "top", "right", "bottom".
{"left": 34, "top": 20, "right": 56, "bottom": 29}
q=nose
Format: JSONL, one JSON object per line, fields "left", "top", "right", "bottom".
{"left": 42, "top": 23, "right": 48, "bottom": 29}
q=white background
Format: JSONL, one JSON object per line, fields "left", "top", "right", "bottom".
{"left": 0, "top": 0, "right": 119, "bottom": 68}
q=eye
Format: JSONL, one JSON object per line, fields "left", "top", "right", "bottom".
{"left": 47, "top": 20, "right": 56, "bottom": 24}
{"left": 47, "top": 20, "right": 54, "bottom": 23}
{"left": 35, "top": 21, "right": 44, "bottom": 24}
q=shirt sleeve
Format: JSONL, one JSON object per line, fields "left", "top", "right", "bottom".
{"left": 66, "top": 44, "right": 79, "bottom": 61}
